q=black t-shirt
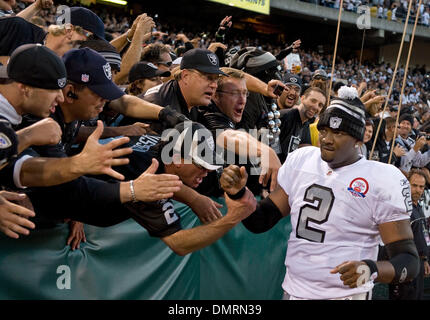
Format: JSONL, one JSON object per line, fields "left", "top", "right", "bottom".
{"left": 237, "top": 92, "right": 269, "bottom": 130}
{"left": 0, "top": 16, "right": 46, "bottom": 56}
{"left": 99, "top": 134, "right": 182, "bottom": 238}
{"left": 278, "top": 108, "right": 311, "bottom": 163}
{"left": 19, "top": 107, "right": 82, "bottom": 157}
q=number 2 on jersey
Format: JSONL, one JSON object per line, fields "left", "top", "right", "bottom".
{"left": 296, "top": 184, "right": 334, "bottom": 243}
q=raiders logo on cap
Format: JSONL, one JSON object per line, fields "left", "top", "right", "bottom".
{"left": 329, "top": 116, "right": 342, "bottom": 129}
{"left": 207, "top": 53, "right": 218, "bottom": 66}
{"left": 103, "top": 63, "right": 112, "bottom": 80}
{"left": 290, "top": 77, "right": 297, "bottom": 83}
{"left": 147, "top": 62, "right": 158, "bottom": 69}
{"left": 0, "top": 133, "right": 12, "bottom": 149}
{"left": 58, "top": 77, "right": 67, "bottom": 88}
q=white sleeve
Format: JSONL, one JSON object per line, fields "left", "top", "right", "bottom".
{"left": 411, "top": 150, "right": 430, "bottom": 168}
{"left": 373, "top": 170, "right": 412, "bottom": 225}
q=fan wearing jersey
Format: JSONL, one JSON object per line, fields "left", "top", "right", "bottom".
{"left": 221, "top": 86, "right": 420, "bottom": 300}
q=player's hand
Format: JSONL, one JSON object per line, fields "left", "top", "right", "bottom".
{"left": 66, "top": 221, "right": 86, "bottom": 251}
{"left": 190, "top": 195, "right": 223, "bottom": 224}
{"left": 133, "top": 158, "right": 182, "bottom": 202}
{"left": 220, "top": 165, "right": 248, "bottom": 195}
{"left": 259, "top": 147, "right": 281, "bottom": 192}
{"left": 76, "top": 120, "right": 132, "bottom": 180}
{"left": 0, "top": 191, "right": 35, "bottom": 239}
{"left": 330, "top": 260, "right": 370, "bottom": 288}
{"left": 224, "top": 188, "right": 257, "bottom": 224}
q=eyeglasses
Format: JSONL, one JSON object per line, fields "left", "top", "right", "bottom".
{"left": 67, "top": 24, "right": 93, "bottom": 38}
{"left": 190, "top": 70, "right": 220, "bottom": 83}
{"left": 157, "top": 61, "right": 172, "bottom": 67}
{"left": 217, "top": 90, "right": 249, "bottom": 98}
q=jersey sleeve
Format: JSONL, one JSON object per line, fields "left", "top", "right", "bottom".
{"left": 373, "top": 166, "right": 412, "bottom": 225}
{"left": 277, "top": 147, "right": 310, "bottom": 197}
{"left": 124, "top": 199, "right": 182, "bottom": 238}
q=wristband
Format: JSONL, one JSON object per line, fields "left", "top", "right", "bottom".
{"left": 362, "top": 259, "right": 378, "bottom": 280}
{"left": 130, "top": 180, "right": 137, "bottom": 203}
{"left": 227, "top": 187, "right": 246, "bottom": 200}
{"left": 126, "top": 30, "right": 132, "bottom": 43}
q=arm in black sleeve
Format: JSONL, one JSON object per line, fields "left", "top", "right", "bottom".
{"left": 275, "top": 47, "right": 293, "bottom": 61}
{"left": 242, "top": 196, "right": 283, "bottom": 233}
{"left": 26, "top": 176, "right": 126, "bottom": 227}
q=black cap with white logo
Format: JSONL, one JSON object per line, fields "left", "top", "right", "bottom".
{"left": 62, "top": 48, "right": 124, "bottom": 101}
{"left": 283, "top": 73, "right": 302, "bottom": 89}
{"left": 128, "top": 62, "right": 171, "bottom": 83}
{"left": 180, "top": 48, "right": 227, "bottom": 76}
{"left": 0, "top": 44, "right": 67, "bottom": 90}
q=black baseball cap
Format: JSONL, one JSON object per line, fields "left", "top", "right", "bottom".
{"left": 69, "top": 7, "right": 105, "bottom": 40}
{"left": 62, "top": 48, "right": 124, "bottom": 101}
{"left": 128, "top": 62, "right": 171, "bottom": 83}
{"left": 0, "top": 44, "right": 67, "bottom": 90}
{"left": 283, "top": 73, "right": 302, "bottom": 89}
{"left": 0, "top": 119, "right": 18, "bottom": 167}
{"left": 180, "top": 49, "right": 228, "bottom": 76}
{"left": 161, "top": 121, "right": 223, "bottom": 171}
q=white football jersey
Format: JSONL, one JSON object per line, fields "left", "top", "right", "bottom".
{"left": 278, "top": 146, "right": 412, "bottom": 299}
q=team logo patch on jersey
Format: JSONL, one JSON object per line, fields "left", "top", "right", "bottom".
{"left": 347, "top": 177, "right": 369, "bottom": 198}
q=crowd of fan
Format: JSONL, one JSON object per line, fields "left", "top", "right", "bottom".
{"left": 1, "top": 0, "right": 430, "bottom": 299}
{"left": 301, "top": 0, "right": 430, "bottom": 26}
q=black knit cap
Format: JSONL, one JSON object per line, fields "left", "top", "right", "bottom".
{"left": 317, "top": 87, "right": 366, "bottom": 141}
{"left": 399, "top": 113, "right": 414, "bottom": 127}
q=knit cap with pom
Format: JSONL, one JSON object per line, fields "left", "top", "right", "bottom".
{"left": 317, "top": 86, "right": 366, "bottom": 141}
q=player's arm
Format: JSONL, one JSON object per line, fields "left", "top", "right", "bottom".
{"left": 331, "top": 219, "right": 419, "bottom": 288}
{"left": 216, "top": 129, "right": 281, "bottom": 191}
{"left": 220, "top": 165, "right": 291, "bottom": 234}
